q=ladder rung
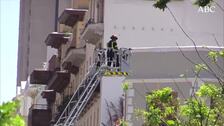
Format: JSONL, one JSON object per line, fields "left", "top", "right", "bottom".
{"left": 70, "top": 100, "right": 77, "bottom": 104}
{"left": 55, "top": 66, "right": 103, "bottom": 125}
{"left": 80, "top": 85, "right": 86, "bottom": 87}
{"left": 60, "top": 116, "right": 67, "bottom": 119}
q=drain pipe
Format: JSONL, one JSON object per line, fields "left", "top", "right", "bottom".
{"left": 54, "top": 0, "right": 59, "bottom": 32}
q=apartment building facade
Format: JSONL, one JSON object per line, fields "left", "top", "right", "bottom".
{"left": 17, "top": 0, "right": 58, "bottom": 124}
{"left": 22, "top": 0, "right": 224, "bottom": 126}
{"left": 17, "top": 0, "right": 57, "bottom": 88}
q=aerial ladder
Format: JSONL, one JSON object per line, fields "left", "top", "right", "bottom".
{"left": 54, "top": 48, "right": 131, "bottom": 126}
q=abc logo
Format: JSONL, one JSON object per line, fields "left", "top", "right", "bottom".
{"left": 198, "top": 6, "right": 215, "bottom": 13}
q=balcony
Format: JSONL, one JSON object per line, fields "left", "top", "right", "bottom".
{"left": 73, "top": 0, "right": 89, "bottom": 9}
{"left": 30, "top": 70, "right": 53, "bottom": 85}
{"left": 47, "top": 71, "right": 70, "bottom": 93}
{"left": 41, "top": 90, "right": 56, "bottom": 103}
{"left": 60, "top": 23, "right": 84, "bottom": 59}
{"left": 81, "top": 21, "right": 103, "bottom": 45}
{"left": 26, "top": 86, "right": 38, "bottom": 98}
{"left": 62, "top": 61, "right": 79, "bottom": 74}
{"left": 48, "top": 55, "right": 60, "bottom": 72}
{"left": 59, "top": 8, "right": 87, "bottom": 27}
{"left": 62, "top": 47, "right": 85, "bottom": 69}
{"left": 28, "top": 104, "right": 51, "bottom": 126}
{"left": 45, "top": 32, "right": 71, "bottom": 49}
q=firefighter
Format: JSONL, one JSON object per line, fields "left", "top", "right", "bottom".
{"left": 107, "top": 35, "right": 118, "bottom": 67}
{"left": 96, "top": 48, "right": 104, "bottom": 69}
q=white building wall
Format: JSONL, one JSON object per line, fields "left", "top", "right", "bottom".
{"left": 104, "top": 0, "right": 224, "bottom": 48}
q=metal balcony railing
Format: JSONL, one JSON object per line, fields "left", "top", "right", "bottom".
{"left": 48, "top": 55, "right": 60, "bottom": 72}
{"left": 29, "top": 104, "right": 49, "bottom": 110}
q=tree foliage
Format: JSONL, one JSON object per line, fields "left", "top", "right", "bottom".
{"left": 153, "top": 0, "right": 214, "bottom": 10}
{"left": 135, "top": 87, "right": 179, "bottom": 126}
{"left": 136, "top": 84, "right": 224, "bottom": 126}
{"left": 0, "top": 100, "right": 25, "bottom": 126}
{"left": 122, "top": 82, "right": 129, "bottom": 92}
{"left": 194, "top": 0, "right": 214, "bottom": 7}
{"left": 153, "top": 0, "right": 170, "bottom": 11}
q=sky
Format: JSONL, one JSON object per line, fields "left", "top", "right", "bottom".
{"left": 0, "top": 0, "right": 19, "bottom": 103}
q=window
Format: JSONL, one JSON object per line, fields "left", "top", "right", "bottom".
{"left": 83, "top": 65, "right": 85, "bottom": 77}
{"left": 97, "top": 0, "right": 104, "bottom": 23}
{"left": 87, "top": 117, "right": 89, "bottom": 126}
{"left": 79, "top": 66, "right": 83, "bottom": 84}
{"left": 97, "top": 107, "right": 99, "bottom": 125}
{"left": 90, "top": 0, "right": 95, "bottom": 22}
{"left": 93, "top": 111, "right": 96, "bottom": 126}
{"left": 89, "top": 57, "right": 92, "bottom": 65}
{"left": 90, "top": 115, "right": 92, "bottom": 126}
{"left": 86, "top": 61, "right": 88, "bottom": 72}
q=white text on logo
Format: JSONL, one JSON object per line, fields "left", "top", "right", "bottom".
{"left": 198, "top": 6, "right": 215, "bottom": 13}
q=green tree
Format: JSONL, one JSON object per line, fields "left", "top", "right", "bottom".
{"left": 153, "top": 0, "right": 219, "bottom": 11}
{"left": 135, "top": 87, "right": 179, "bottom": 126}
{"left": 136, "top": 84, "right": 224, "bottom": 126}
{"left": 0, "top": 100, "right": 25, "bottom": 126}
{"left": 122, "top": 82, "right": 129, "bottom": 122}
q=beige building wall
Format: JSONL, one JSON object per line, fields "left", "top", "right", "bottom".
{"left": 54, "top": 12, "right": 97, "bottom": 116}
{"left": 54, "top": 42, "right": 96, "bottom": 113}
{"left": 17, "top": 0, "right": 56, "bottom": 86}
{"left": 77, "top": 97, "right": 101, "bottom": 126}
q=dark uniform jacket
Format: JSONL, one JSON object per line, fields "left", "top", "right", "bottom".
{"left": 107, "top": 40, "right": 118, "bottom": 50}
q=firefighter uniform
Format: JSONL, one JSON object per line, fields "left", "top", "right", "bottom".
{"left": 107, "top": 35, "right": 118, "bottom": 67}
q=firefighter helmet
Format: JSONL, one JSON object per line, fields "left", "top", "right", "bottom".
{"left": 111, "top": 35, "right": 118, "bottom": 40}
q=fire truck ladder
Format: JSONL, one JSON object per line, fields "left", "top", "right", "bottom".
{"left": 54, "top": 48, "right": 131, "bottom": 126}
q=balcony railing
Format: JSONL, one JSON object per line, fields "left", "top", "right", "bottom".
{"left": 47, "top": 71, "right": 70, "bottom": 93}
{"left": 81, "top": 18, "right": 103, "bottom": 44}
{"left": 81, "top": 22, "right": 103, "bottom": 45}
{"left": 81, "top": 10, "right": 104, "bottom": 45}
{"left": 58, "top": 8, "right": 87, "bottom": 27}
{"left": 48, "top": 55, "right": 60, "bottom": 72}
{"left": 29, "top": 104, "right": 49, "bottom": 110}
{"left": 41, "top": 90, "right": 56, "bottom": 103}
{"left": 62, "top": 61, "right": 79, "bottom": 74}
{"left": 45, "top": 32, "right": 71, "bottom": 49}
{"left": 30, "top": 69, "right": 53, "bottom": 85}
{"left": 74, "top": 0, "right": 89, "bottom": 9}
{"left": 28, "top": 104, "right": 52, "bottom": 126}
{"left": 61, "top": 23, "right": 84, "bottom": 61}
{"left": 26, "top": 86, "right": 38, "bottom": 98}
{"left": 62, "top": 47, "right": 86, "bottom": 71}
